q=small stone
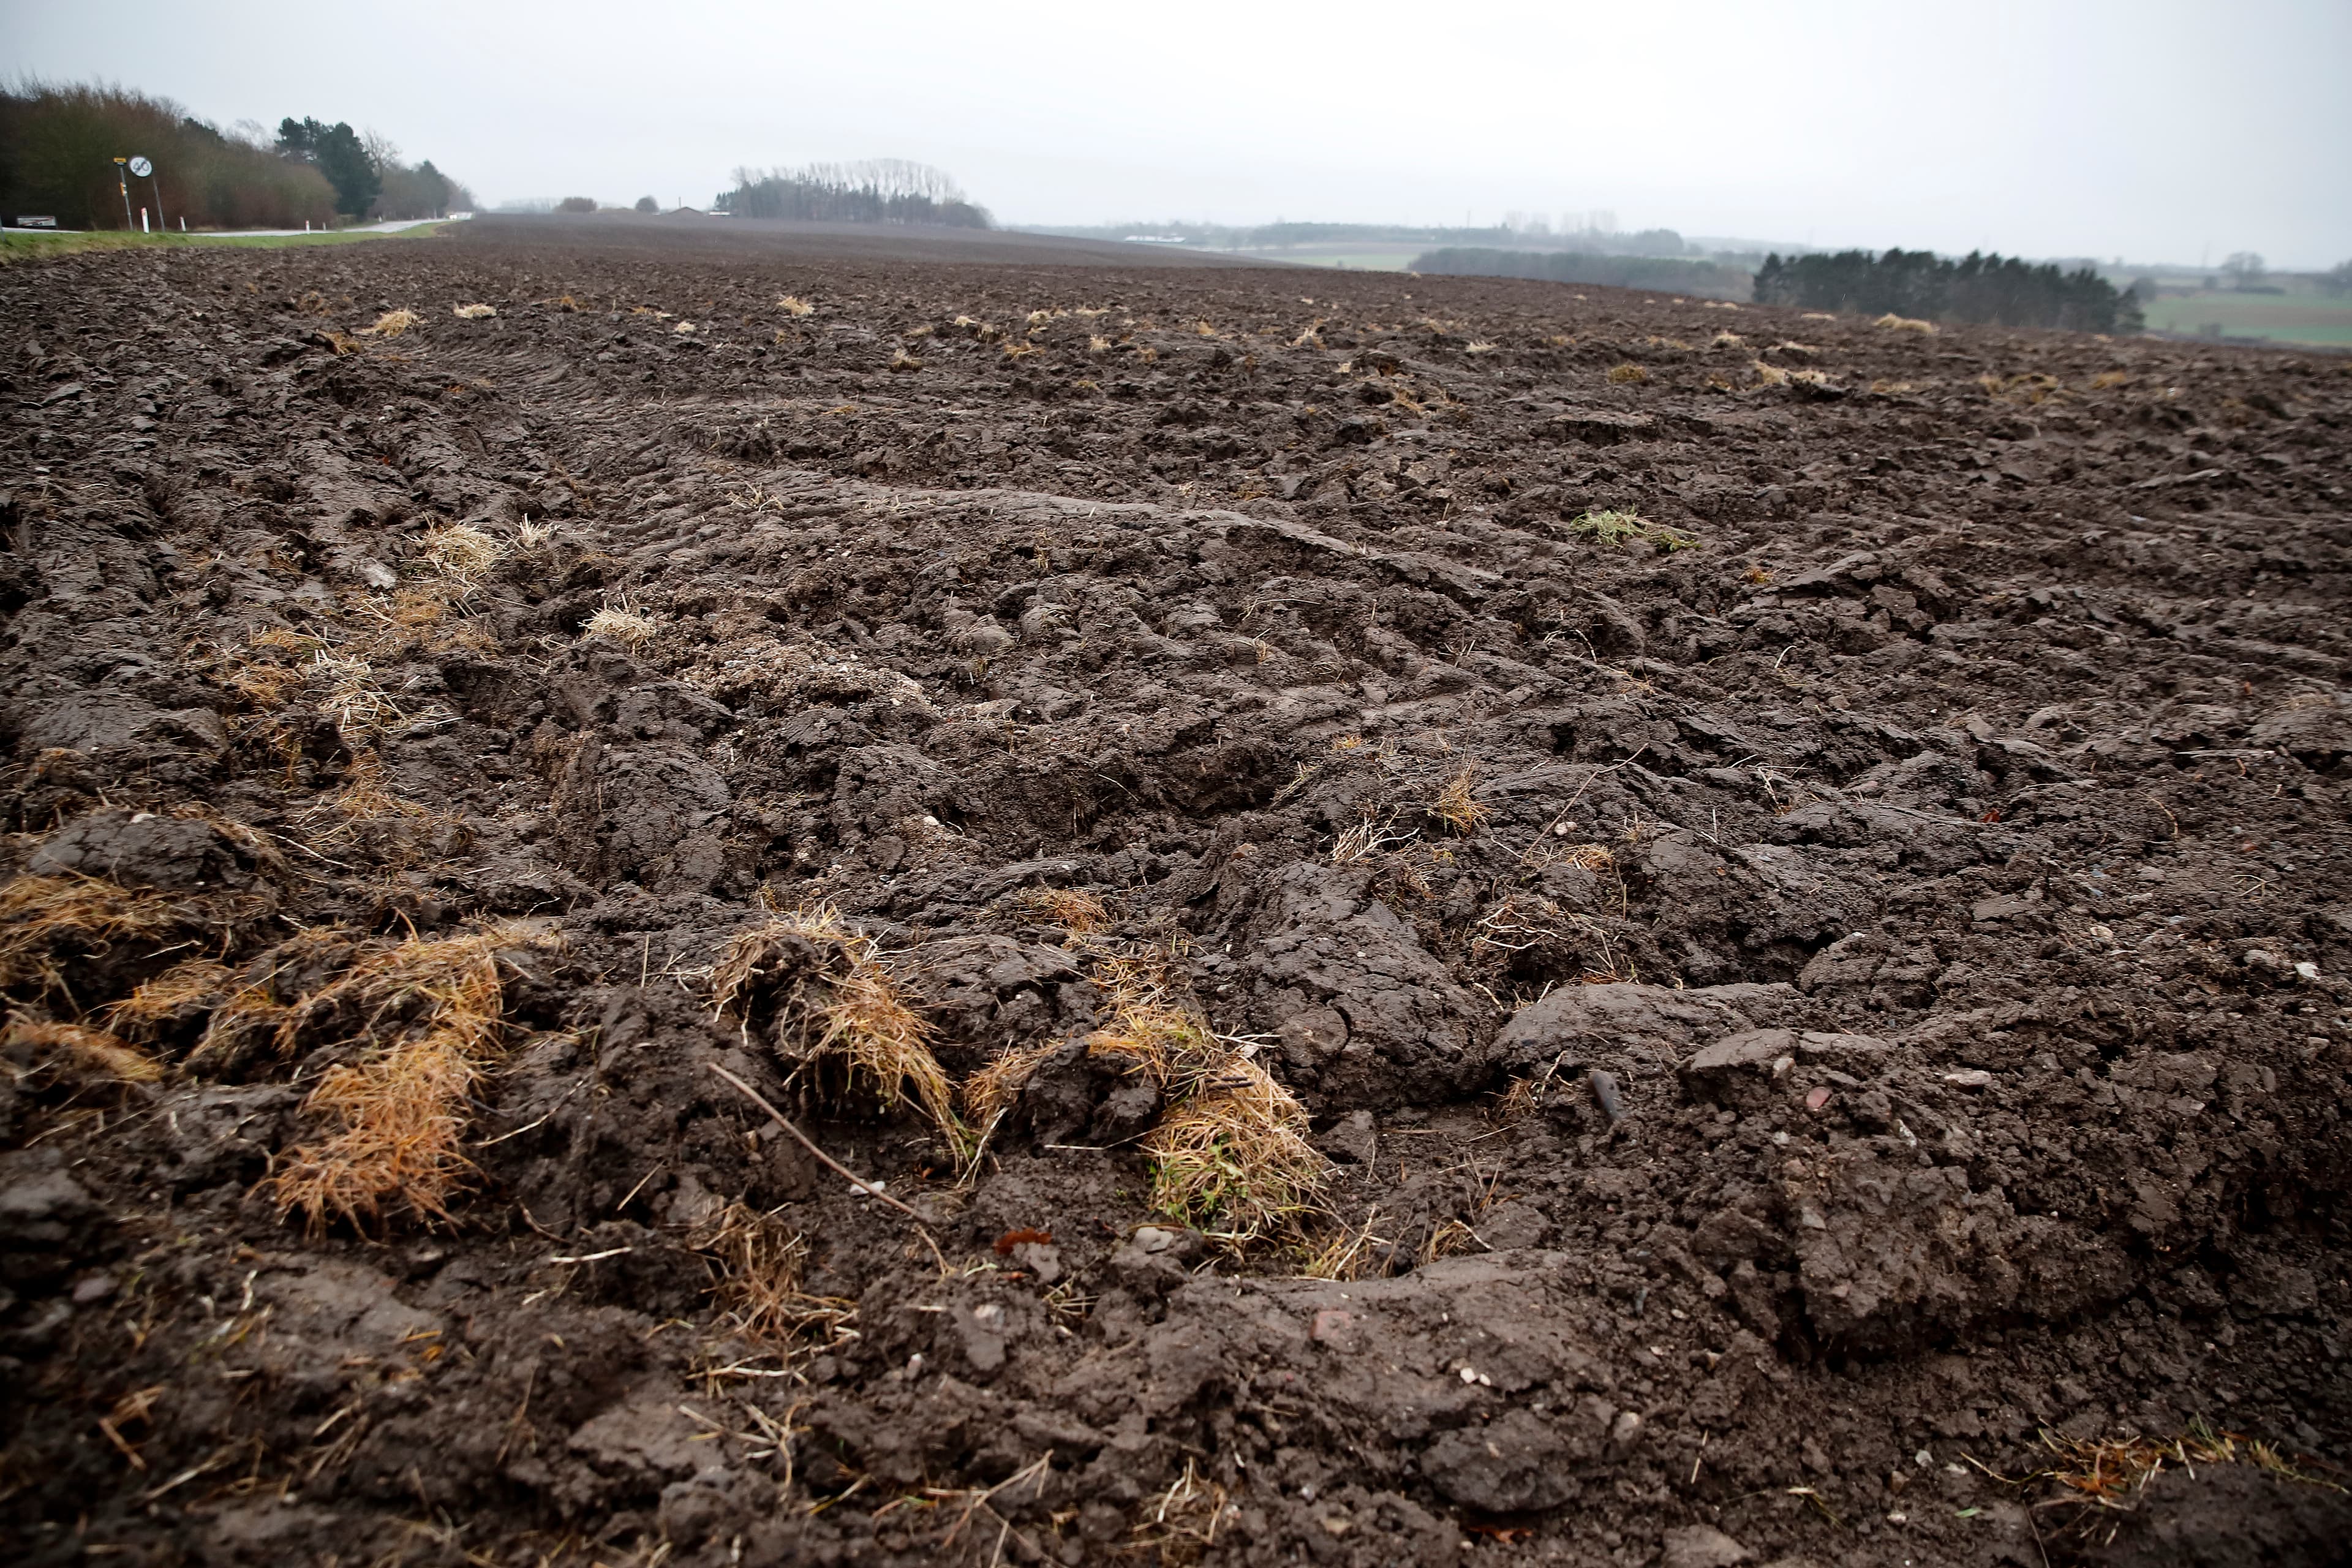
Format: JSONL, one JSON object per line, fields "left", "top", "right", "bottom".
{"left": 71, "top": 1273, "right": 116, "bottom": 1305}
{"left": 1659, "top": 1523, "right": 1751, "bottom": 1568}
{"left": 1310, "top": 1308, "right": 1357, "bottom": 1345}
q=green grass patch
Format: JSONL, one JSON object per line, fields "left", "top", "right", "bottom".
{"left": 0, "top": 222, "right": 456, "bottom": 265}
{"left": 2141, "top": 290, "right": 2352, "bottom": 347}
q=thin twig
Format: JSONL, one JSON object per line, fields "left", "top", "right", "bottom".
{"left": 707, "top": 1063, "right": 933, "bottom": 1227}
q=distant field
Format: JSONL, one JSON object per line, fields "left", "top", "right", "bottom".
{"left": 1199, "top": 244, "right": 1423, "bottom": 271}
{"left": 2141, "top": 290, "right": 2352, "bottom": 346}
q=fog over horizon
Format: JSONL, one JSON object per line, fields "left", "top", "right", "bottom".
{"left": 10, "top": 0, "right": 2348, "bottom": 268}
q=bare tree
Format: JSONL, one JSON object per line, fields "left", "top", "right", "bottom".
{"left": 2223, "top": 251, "right": 2266, "bottom": 289}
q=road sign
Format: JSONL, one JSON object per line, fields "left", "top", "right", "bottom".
{"left": 128, "top": 156, "right": 153, "bottom": 178}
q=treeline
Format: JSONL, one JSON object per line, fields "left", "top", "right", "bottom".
{"left": 718, "top": 160, "right": 989, "bottom": 227}
{"left": 273, "top": 118, "right": 466, "bottom": 221}
{"left": 1754, "top": 249, "right": 2142, "bottom": 333}
{"left": 0, "top": 81, "right": 471, "bottom": 231}
{"left": 1409, "top": 247, "right": 1751, "bottom": 302}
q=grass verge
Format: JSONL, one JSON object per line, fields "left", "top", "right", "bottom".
{"left": 0, "top": 221, "right": 456, "bottom": 266}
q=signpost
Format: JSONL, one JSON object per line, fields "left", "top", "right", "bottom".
{"left": 128, "top": 156, "right": 166, "bottom": 232}
{"left": 113, "top": 157, "right": 134, "bottom": 230}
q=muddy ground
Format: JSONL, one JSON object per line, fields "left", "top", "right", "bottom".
{"left": 5, "top": 214, "right": 2352, "bottom": 1567}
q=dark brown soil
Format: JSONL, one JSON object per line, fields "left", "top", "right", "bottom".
{"left": 6, "top": 215, "right": 2352, "bottom": 1567}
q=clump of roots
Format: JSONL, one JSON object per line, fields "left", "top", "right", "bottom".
{"left": 714, "top": 908, "right": 963, "bottom": 1150}
{"left": 688, "top": 1200, "right": 857, "bottom": 1348}
{"left": 264, "top": 924, "right": 548, "bottom": 1233}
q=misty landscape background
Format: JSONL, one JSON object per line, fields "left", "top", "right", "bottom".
{"left": 4, "top": 0, "right": 2348, "bottom": 347}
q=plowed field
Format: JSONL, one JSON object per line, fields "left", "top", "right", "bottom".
{"left": 6, "top": 216, "right": 2352, "bottom": 1566}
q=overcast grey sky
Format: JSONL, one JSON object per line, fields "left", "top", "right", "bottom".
{"left": 9, "top": 0, "right": 2349, "bottom": 266}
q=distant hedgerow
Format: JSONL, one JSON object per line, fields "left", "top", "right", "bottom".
{"left": 1753, "top": 248, "right": 2141, "bottom": 334}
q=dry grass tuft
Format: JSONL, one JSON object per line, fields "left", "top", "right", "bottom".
{"left": 1711, "top": 331, "right": 1746, "bottom": 348}
{"left": 584, "top": 603, "right": 659, "bottom": 648}
{"left": 1298, "top": 1205, "right": 1389, "bottom": 1281}
{"left": 1873, "top": 312, "right": 1937, "bottom": 333}
{"left": 1330, "top": 806, "right": 1415, "bottom": 865}
{"left": 688, "top": 1200, "right": 856, "bottom": 1347}
{"left": 1129, "top": 1457, "right": 1229, "bottom": 1565}
{"left": 365, "top": 309, "right": 423, "bottom": 338}
{"left": 1569, "top": 509, "right": 1694, "bottom": 551}
{"left": 417, "top": 522, "right": 503, "bottom": 586}
{"left": 104, "top": 959, "right": 232, "bottom": 1037}
{"left": 451, "top": 303, "right": 497, "bottom": 320}
{"left": 183, "top": 929, "right": 362, "bottom": 1072}
{"left": 2035, "top": 1420, "right": 2340, "bottom": 1509}
{"left": 1080, "top": 950, "right": 1221, "bottom": 1088}
{"left": 962, "top": 1039, "right": 1064, "bottom": 1147}
{"left": 309, "top": 650, "right": 403, "bottom": 737}
{"left": 1494, "top": 1074, "right": 1543, "bottom": 1124}
{"left": 0, "top": 875, "right": 184, "bottom": 1000}
{"left": 1749, "top": 358, "right": 1789, "bottom": 386}
{"left": 777, "top": 295, "right": 815, "bottom": 316}
{"left": 227, "top": 659, "right": 308, "bottom": 709}
{"left": 265, "top": 925, "right": 545, "bottom": 1233}
{"left": 1606, "top": 362, "right": 1649, "bottom": 385}
{"left": 2, "top": 1017, "right": 162, "bottom": 1084}
{"left": 889, "top": 347, "right": 923, "bottom": 372}
{"left": 1008, "top": 887, "right": 1112, "bottom": 935}
{"left": 1144, "top": 1053, "right": 1325, "bottom": 1242}
{"left": 715, "top": 908, "right": 963, "bottom": 1147}
{"left": 1428, "top": 769, "right": 1490, "bottom": 835}
{"left": 323, "top": 750, "right": 427, "bottom": 826}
